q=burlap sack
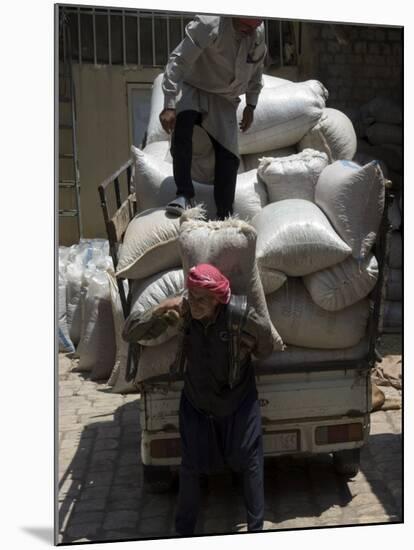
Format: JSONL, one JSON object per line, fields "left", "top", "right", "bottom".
{"left": 178, "top": 213, "right": 284, "bottom": 351}
{"left": 303, "top": 254, "right": 378, "bottom": 312}
{"left": 266, "top": 278, "right": 369, "bottom": 349}
{"left": 315, "top": 160, "right": 385, "bottom": 260}
{"left": 253, "top": 199, "right": 352, "bottom": 277}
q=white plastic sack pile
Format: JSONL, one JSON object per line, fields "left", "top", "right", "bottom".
{"left": 266, "top": 278, "right": 370, "bottom": 349}
{"left": 58, "top": 247, "right": 75, "bottom": 353}
{"left": 129, "top": 268, "right": 184, "bottom": 346}
{"left": 298, "top": 108, "right": 357, "bottom": 161}
{"left": 237, "top": 80, "right": 328, "bottom": 154}
{"left": 65, "top": 239, "right": 110, "bottom": 347}
{"left": 76, "top": 264, "right": 116, "bottom": 381}
{"left": 303, "top": 254, "right": 378, "bottom": 312}
{"left": 253, "top": 199, "right": 351, "bottom": 277}
{"left": 178, "top": 213, "right": 284, "bottom": 351}
{"left": 257, "top": 149, "right": 329, "bottom": 203}
{"left": 315, "top": 160, "right": 385, "bottom": 260}
{"left": 130, "top": 146, "right": 268, "bottom": 221}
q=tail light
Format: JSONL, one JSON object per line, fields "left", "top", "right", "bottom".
{"left": 315, "top": 423, "right": 363, "bottom": 445}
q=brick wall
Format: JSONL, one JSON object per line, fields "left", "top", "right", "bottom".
{"left": 300, "top": 23, "right": 403, "bottom": 113}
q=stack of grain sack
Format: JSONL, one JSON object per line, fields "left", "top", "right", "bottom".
{"left": 347, "top": 97, "right": 403, "bottom": 333}
{"left": 104, "top": 73, "right": 388, "bottom": 393}
{"left": 58, "top": 239, "right": 123, "bottom": 383}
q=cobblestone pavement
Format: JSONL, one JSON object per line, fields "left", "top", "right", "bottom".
{"left": 57, "top": 335, "right": 402, "bottom": 544}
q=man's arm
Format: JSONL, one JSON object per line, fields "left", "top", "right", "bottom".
{"left": 239, "top": 27, "right": 267, "bottom": 132}
{"left": 241, "top": 306, "right": 275, "bottom": 360}
{"left": 162, "top": 15, "right": 219, "bottom": 111}
{"left": 245, "top": 26, "right": 267, "bottom": 108}
{"left": 122, "top": 295, "right": 185, "bottom": 344}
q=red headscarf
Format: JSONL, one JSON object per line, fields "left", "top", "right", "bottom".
{"left": 237, "top": 18, "right": 263, "bottom": 28}
{"left": 187, "top": 264, "right": 231, "bottom": 304}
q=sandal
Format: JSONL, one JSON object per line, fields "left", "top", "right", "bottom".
{"left": 166, "top": 195, "right": 196, "bottom": 216}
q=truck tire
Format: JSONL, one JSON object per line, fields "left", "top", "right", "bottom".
{"left": 143, "top": 465, "right": 177, "bottom": 493}
{"left": 333, "top": 449, "right": 361, "bottom": 477}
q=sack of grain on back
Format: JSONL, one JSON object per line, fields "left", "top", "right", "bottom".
{"left": 130, "top": 146, "right": 268, "bottom": 221}
{"left": 178, "top": 213, "right": 284, "bottom": 351}
{"left": 238, "top": 80, "right": 328, "bottom": 154}
{"left": 266, "top": 278, "right": 370, "bottom": 349}
{"left": 252, "top": 199, "right": 351, "bottom": 277}
{"left": 298, "top": 108, "right": 357, "bottom": 162}
{"left": 315, "top": 160, "right": 385, "bottom": 260}
{"left": 303, "top": 254, "right": 378, "bottom": 312}
{"left": 257, "top": 149, "right": 329, "bottom": 203}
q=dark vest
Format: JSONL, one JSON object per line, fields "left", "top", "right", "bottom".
{"left": 182, "top": 303, "right": 257, "bottom": 417}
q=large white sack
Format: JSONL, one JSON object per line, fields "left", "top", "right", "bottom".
{"left": 130, "top": 146, "right": 268, "bottom": 221}
{"left": 77, "top": 271, "right": 116, "bottom": 380}
{"left": 253, "top": 199, "right": 352, "bottom": 277}
{"left": 353, "top": 151, "right": 388, "bottom": 179}
{"left": 360, "top": 97, "right": 402, "bottom": 126}
{"left": 146, "top": 72, "right": 291, "bottom": 146}
{"left": 242, "top": 146, "right": 297, "bottom": 173}
{"left": 253, "top": 337, "right": 369, "bottom": 370}
{"left": 136, "top": 337, "right": 180, "bottom": 383}
{"left": 259, "top": 268, "right": 287, "bottom": 295}
{"left": 238, "top": 80, "right": 328, "bottom": 155}
{"left": 178, "top": 214, "right": 284, "bottom": 351}
{"left": 116, "top": 208, "right": 200, "bottom": 280}
{"left": 267, "top": 279, "right": 370, "bottom": 349}
{"left": 298, "top": 108, "right": 357, "bottom": 161}
{"left": 144, "top": 135, "right": 246, "bottom": 181}
{"left": 389, "top": 231, "right": 402, "bottom": 269}
{"left": 257, "top": 149, "right": 329, "bottom": 203}
{"left": 66, "top": 261, "right": 84, "bottom": 347}
{"left": 58, "top": 267, "right": 75, "bottom": 354}
{"left": 386, "top": 269, "right": 402, "bottom": 302}
{"left": 105, "top": 271, "right": 133, "bottom": 393}
{"left": 366, "top": 123, "right": 402, "bottom": 146}
{"left": 315, "top": 160, "right": 385, "bottom": 260}
{"left": 129, "top": 269, "right": 184, "bottom": 346}
{"left": 303, "top": 254, "right": 378, "bottom": 312}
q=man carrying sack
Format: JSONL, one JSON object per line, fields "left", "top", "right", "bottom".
{"left": 123, "top": 263, "right": 274, "bottom": 535}
{"left": 159, "top": 15, "right": 267, "bottom": 220}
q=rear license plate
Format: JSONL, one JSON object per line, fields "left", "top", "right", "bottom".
{"left": 264, "top": 430, "right": 300, "bottom": 453}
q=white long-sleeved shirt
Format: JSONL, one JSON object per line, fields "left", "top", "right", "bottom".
{"left": 162, "top": 15, "right": 266, "bottom": 156}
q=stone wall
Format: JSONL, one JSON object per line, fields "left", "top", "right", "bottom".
{"left": 299, "top": 23, "right": 403, "bottom": 113}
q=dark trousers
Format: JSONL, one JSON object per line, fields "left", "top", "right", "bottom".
{"left": 171, "top": 110, "right": 240, "bottom": 220}
{"left": 175, "top": 390, "right": 264, "bottom": 536}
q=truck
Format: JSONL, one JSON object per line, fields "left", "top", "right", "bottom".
{"left": 98, "top": 153, "right": 393, "bottom": 493}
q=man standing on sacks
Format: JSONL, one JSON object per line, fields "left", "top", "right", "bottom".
{"left": 159, "top": 15, "right": 267, "bottom": 220}
{"left": 123, "top": 263, "right": 274, "bottom": 535}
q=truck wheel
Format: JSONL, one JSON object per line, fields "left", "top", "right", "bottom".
{"left": 333, "top": 449, "right": 361, "bottom": 477}
{"left": 143, "top": 465, "right": 176, "bottom": 493}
